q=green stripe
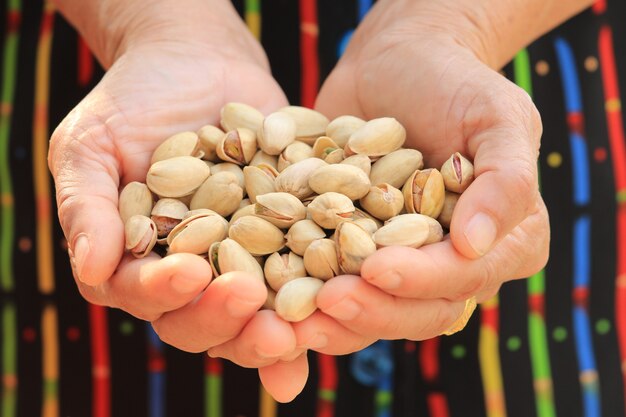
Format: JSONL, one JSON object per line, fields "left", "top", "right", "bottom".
{"left": 528, "top": 269, "right": 545, "bottom": 295}
{"left": 245, "top": 0, "right": 261, "bottom": 13}
{"left": 318, "top": 389, "right": 336, "bottom": 402}
{"left": 514, "top": 49, "right": 533, "bottom": 97}
{"left": 43, "top": 379, "right": 58, "bottom": 398}
{"left": 2, "top": 303, "right": 17, "bottom": 417}
{"left": 374, "top": 390, "right": 392, "bottom": 412}
{"left": 616, "top": 189, "right": 626, "bottom": 203}
{"left": 205, "top": 375, "right": 221, "bottom": 417}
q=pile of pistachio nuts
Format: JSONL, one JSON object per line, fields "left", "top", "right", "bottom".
{"left": 119, "top": 103, "right": 474, "bottom": 322}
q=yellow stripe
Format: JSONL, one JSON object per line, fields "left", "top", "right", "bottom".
{"left": 605, "top": 98, "right": 621, "bottom": 112}
{"left": 479, "top": 297, "right": 507, "bottom": 417}
{"left": 42, "top": 304, "right": 58, "bottom": 417}
{"left": 259, "top": 385, "right": 276, "bottom": 417}
{"left": 246, "top": 13, "right": 261, "bottom": 40}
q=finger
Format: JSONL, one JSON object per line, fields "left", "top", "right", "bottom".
{"left": 151, "top": 271, "right": 267, "bottom": 353}
{"left": 258, "top": 352, "right": 309, "bottom": 403}
{"left": 206, "top": 309, "right": 296, "bottom": 368}
{"left": 49, "top": 114, "right": 124, "bottom": 286}
{"left": 316, "top": 275, "right": 467, "bottom": 340}
{"left": 315, "top": 64, "right": 364, "bottom": 120}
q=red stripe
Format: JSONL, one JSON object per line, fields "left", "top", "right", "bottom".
{"left": 316, "top": 353, "right": 337, "bottom": 417}
{"left": 38, "top": 7, "right": 53, "bottom": 36}
{"left": 528, "top": 294, "right": 545, "bottom": 317}
{"left": 420, "top": 338, "right": 439, "bottom": 381}
{"left": 481, "top": 304, "right": 499, "bottom": 331}
{"left": 205, "top": 356, "right": 222, "bottom": 376}
{"left": 298, "top": 0, "right": 320, "bottom": 108}
{"left": 7, "top": 10, "right": 21, "bottom": 33}
{"left": 78, "top": 36, "right": 94, "bottom": 87}
{"left": 592, "top": 0, "right": 607, "bottom": 14}
{"left": 427, "top": 392, "right": 450, "bottom": 417}
{"left": 89, "top": 304, "right": 110, "bottom": 417}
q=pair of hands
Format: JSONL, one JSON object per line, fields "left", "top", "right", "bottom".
{"left": 48, "top": 0, "right": 549, "bottom": 402}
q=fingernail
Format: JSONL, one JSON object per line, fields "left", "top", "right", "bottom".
{"left": 225, "top": 294, "right": 261, "bottom": 318}
{"left": 323, "top": 298, "right": 362, "bottom": 321}
{"left": 301, "top": 333, "right": 328, "bottom": 350}
{"left": 170, "top": 274, "right": 202, "bottom": 294}
{"left": 70, "top": 234, "right": 89, "bottom": 281}
{"left": 464, "top": 213, "right": 497, "bottom": 256}
{"left": 369, "top": 270, "right": 402, "bottom": 290}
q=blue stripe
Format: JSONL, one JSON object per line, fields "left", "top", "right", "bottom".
{"left": 574, "top": 307, "right": 601, "bottom": 417}
{"left": 554, "top": 37, "right": 583, "bottom": 112}
{"left": 570, "top": 134, "right": 591, "bottom": 205}
{"left": 147, "top": 325, "right": 165, "bottom": 417}
{"left": 574, "top": 216, "right": 591, "bottom": 288}
{"left": 357, "top": 0, "right": 373, "bottom": 21}
{"left": 337, "top": 29, "right": 354, "bottom": 58}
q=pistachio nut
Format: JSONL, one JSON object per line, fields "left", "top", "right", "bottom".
{"left": 275, "top": 157, "right": 327, "bottom": 199}
{"left": 146, "top": 156, "right": 211, "bottom": 198}
{"left": 277, "top": 141, "right": 314, "bottom": 171}
{"left": 220, "top": 102, "right": 264, "bottom": 132}
{"left": 402, "top": 168, "right": 445, "bottom": 219}
{"left": 250, "top": 150, "right": 278, "bottom": 170}
{"left": 369, "top": 148, "right": 424, "bottom": 188}
{"left": 151, "top": 131, "right": 202, "bottom": 164}
{"left": 325, "top": 115, "right": 367, "bottom": 148}
{"left": 255, "top": 192, "right": 306, "bottom": 228}
{"left": 229, "top": 204, "right": 256, "bottom": 226}
{"left": 285, "top": 219, "right": 327, "bottom": 256}
{"left": 190, "top": 171, "right": 244, "bottom": 217}
{"left": 150, "top": 198, "right": 188, "bottom": 238}
{"left": 197, "top": 124, "right": 224, "bottom": 162}
{"left": 441, "top": 152, "right": 474, "bottom": 193}
{"left": 324, "top": 148, "right": 345, "bottom": 164}
{"left": 303, "top": 238, "right": 340, "bottom": 280}
{"left": 307, "top": 192, "right": 355, "bottom": 229}
{"left": 124, "top": 215, "right": 158, "bottom": 258}
{"left": 208, "top": 238, "right": 264, "bottom": 281}
{"left": 340, "top": 154, "right": 371, "bottom": 176}
{"left": 264, "top": 251, "right": 307, "bottom": 291}
{"left": 119, "top": 182, "right": 153, "bottom": 224}
{"left": 216, "top": 128, "right": 257, "bottom": 165}
{"left": 257, "top": 111, "right": 297, "bottom": 155}
{"left": 437, "top": 191, "right": 459, "bottom": 229}
{"left": 167, "top": 212, "right": 228, "bottom": 254}
{"left": 243, "top": 164, "right": 277, "bottom": 203}
{"left": 210, "top": 162, "right": 245, "bottom": 191}
{"left": 372, "top": 213, "right": 434, "bottom": 248}
{"left": 275, "top": 277, "right": 324, "bottom": 322}
{"left": 352, "top": 218, "right": 379, "bottom": 235}
{"left": 279, "top": 106, "right": 329, "bottom": 144}
{"left": 345, "top": 117, "right": 406, "bottom": 157}
{"left": 228, "top": 215, "right": 285, "bottom": 256}
{"left": 308, "top": 164, "right": 371, "bottom": 200}
{"left": 335, "top": 221, "right": 376, "bottom": 275}
{"left": 359, "top": 183, "right": 404, "bottom": 221}
{"left": 264, "top": 287, "right": 277, "bottom": 310}
{"left": 312, "top": 136, "right": 340, "bottom": 160}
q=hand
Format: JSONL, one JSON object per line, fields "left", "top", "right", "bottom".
{"left": 294, "top": 0, "right": 551, "bottom": 354}
{"left": 49, "top": 0, "right": 305, "bottom": 401}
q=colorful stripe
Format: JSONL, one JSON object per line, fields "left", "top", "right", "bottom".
{"left": 147, "top": 326, "right": 166, "bottom": 417}
{"left": 298, "top": 0, "right": 319, "bottom": 108}
{"left": 41, "top": 305, "right": 59, "bottom": 417}
{"left": 317, "top": 354, "right": 338, "bottom": 417}
{"left": 204, "top": 357, "right": 222, "bottom": 417}
{"left": 374, "top": 340, "right": 392, "bottom": 417}
{"left": 245, "top": 0, "right": 261, "bottom": 40}
{"left": 479, "top": 297, "right": 506, "bottom": 417}
{"left": 89, "top": 305, "right": 111, "bottom": 417}
{"left": 259, "top": 386, "right": 276, "bottom": 417}
{"left": 2, "top": 302, "right": 17, "bottom": 417}
{"left": 77, "top": 36, "right": 94, "bottom": 87}
{"left": 420, "top": 338, "right": 449, "bottom": 417}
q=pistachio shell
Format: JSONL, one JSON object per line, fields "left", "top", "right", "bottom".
{"left": 308, "top": 164, "right": 371, "bottom": 200}
{"left": 210, "top": 162, "right": 245, "bottom": 190}
{"left": 150, "top": 198, "right": 188, "bottom": 238}
{"left": 146, "top": 156, "right": 211, "bottom": 198}
{"left": 351, "top": 208, "right": 383, "bottom": 227}
{"left": 197, "top": 125, "right": 224, "bottom": 162}
{"left": 275, "top": 157, "right": 327, "bottom": 199}
{"left": 325, "top": 115, "right": 366, "bottom": 148}
{"left": 285, "top": 219, "right": 327, "bottom": 256}
{"left": 264, "top": 287, "right": 277, "bottom": 310}
{"left": 277, "top": 141, "right": 314, "bottom": 171}
{"left": 324, "top": 148, "right": 345, "bottom": 164}
{"left": 402, "top": 169, "right": 445, "bottom": 219}
{"left": 340, "top": 154, "right": 371, "bottom": 176}
{"left": 312, "top": 136, "right": 340, "bottom": 159}
{"left": 264, "top": 252, "right": 307, "bottom": 291}
{"left": 228, "top": 216, "right": 285, "bottom": 256}
{"left": 183, "top": 208, "right": 220, "bottom": 220}
{"left": 151, "top": 131, "right": 202, "bottom": 164}
{"left": 335, "top": 221, "right": 376, "bottom": 275}
{"left": 243, "top": 164, "right": 276, "bottom": 203}
{"left": 124, "top": 215, "right": 158, "bottom": 258}
{"left": 190, "top": 172, "right": 243, "bottom": 217}
{"left": 359, "top": 183, "right": 404, "bottom": 221}
{"left": 119, "top": 182, "right": 153, "bottom": 224}
{"left": 220, "top": 102, "right": 264, "bottom": 132}
{"left": 352, "top": 218, "right": 379, "bottom": 235}
{"left": 254, "top": 192, "right": 306, "bottom": 228}
{"left": 307, "top": 192, "right": 355, "bottom": 229}
{"left": 216, "top": 128, "right": 257, "bottom": 165}
{"left": 279, "top": 106, "right": 329, "bottom": 144}
{"left": 441, "top": 152, "right": 474, "bottom": 193}
{"left": 167, "top": 213, "right": 228, "bottom": 254}
{"left": 369, "top": 149, "right": 424, "bottom": 188}
{"left": 441, "top": 297, "right": 477, "bottom": 335}
{"left": 275, "top": 277, "right": 324, "bottom": 322}
{"left": 303, "top": 238, "right": 339, "bottom": 280}
{"left": 437, "top": 191, "right": 459, "bottom": 229}
{"left": 373, "top": 213, "right": 433, "bottom": 248}
{"left": 257, "top": 112, "right": 297, "bottom": 155}
{"left": 345, "top": 117, "right": 406, "bottom": 157}
{"left": 229, "top": 204, "right": 256, "bottom": 226}
{"left": 250, "top": 150, "right": 279, "bottom": 170}
{"left": 177, "top": 194, "right": 194, "bottom": 207}
{"left": 208, "top": 238, "right": 264, "bottom": 281}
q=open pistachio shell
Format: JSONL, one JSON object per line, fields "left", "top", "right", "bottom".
{"left": 151, "top": 198, "right": 188, "bottom": 238}
{"left": 257, "top": 112, "right": 297, "bottom": 155}
{"left": 167, "top": 212, "right": 228, "bottom": 255}
{"left": 250, "top": 150, "right": 279, "bottom": 170}
{"left": 190, "top": 171, "right": 243, "bottom": 217}
{"left": 345, "top": 117, "right": 406, "bottom": 157}
{"left": 275, "top": 277, "right": 324, "bottom": 322}
{"left": 208, "top": 238, "right": 264, "bottom": 281}
{"left": 279, "top": 106, "right": 329, "bottom": 145}
{"left": 325, "top": 115, "right": 367, "bottom": 148}
{"left": 228, "top": 216, "right": 285, "bottom": 256}
{"left": 124, "top": 215, "right": 158, "bottom": 258}
{"left": 255, "top": 192, "right": 306, "bottom": 228}
{"left": 369, "top": 148, "right": 424, "bottom": 188}
{"left": 264, "top": 251, "right": 307, "bottom": 291}
{"left": 340, "top": 154, "right": 371, "bottom": 176}
{"left": 440, "top": 152, "right": 474, "bottom": 193}
{"left": 119, "top": 182, "right": 154, "bottom": 224}
{"left": 147, "top": 156, "right": 211, "bottom": 198}
{"left": 216, "top": 128, "right": 257, "bottom": 165}
{"left": 151, "top": 131, "right": 202, "bottom": 164}
{"left": 359, "top": 183, "right": 404, "bottom": 221}
{"left": 324, "top": 148, "right": 345, "bottom": 164}
{"left": 312, "top": 136, "right": 340, "bottom": 160}
{"left": 352, "top": 218, "right": 380, "bottom": 235}
{"left": 303, "top": 238, "right": 339, "bottom": 280}
{"left": 277, "top": 141, "right": 314, "bottom": 172}
{"left": 437, "top": 191, "right": 460, "bottom": 229}
{"left": 210, "top": 162, "right": 245, "bottom": 191}
{"left": 402, "top": 168, "right": 445, "bottom": 219}
{"left": 307, "top": 192, "right": 355, "bottom": 229}
{"left": 243, "top": 164, "right": 277, "bottom": 203}
{"left": 335, "top": 221, "right": 376, "bottom": 275}
{"left": 308, "top": 164, "right": 371, "bottom": 200}
{"left": 373, "top": 213, "right": 433, "bottom": 248}
{"left": 275, "top": 157, "right": 327, "bottom": 199}
{"left": 197, "top": 125, "right": 224, "bottom": 162}
{"left": 285, "top": 219, "right": 327, "bottom": 256}
{"left": 220, "top": 102, "right": 264, "bottom": 132}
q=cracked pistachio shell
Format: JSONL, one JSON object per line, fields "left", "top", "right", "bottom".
{"left": 183, "top": 208, "right": 220, "bottom": 220}
{"left": 190, "top": 171, "right": 243, "bottom": 217}
{"left": 340, "top": 154, "right": 371, "bottom": 176}
{"left": 275, "top": 277, "right": 324, "bottom": 322}
{"left": 210, "top": 162, "right": 245, "bottom": 190}
{"left": 369, "top": 148, "right": 424, "bottom": 188}
{"left": 373, "top": 213, "right": 433, "bottom": 248}
{"left": 197, "top": 125, "right": 224, "bottom": 162}
{"left": 151, "top": 131, "right": 202, "bottom": 164}
{"left": 277, "top": 141, "right": 314, "bottom": 172}
{"left": 352, "top": 207, "right": 383, "bottom": 226}
{"left": 307, "top": 192, "right": 355, "bottom": 229}
{"left": 312, "top": 136, "right": 340, "bottom": 160}
{"left": 353, "top": 218, "right": 379, "bottom": 235}
{"left": 345, "top": 117, "right": 406, "bottom": 157}
{"left": 279, "top": 106, "right": 329, "bottom": 145}
{"left": 250, "top": 150, "right": 278, "bottom": 170}
{"left": 325, "top": 115, "right": 367, "bottom": 148}
{"left": 441, "top": 152, "right": 474, "bottom": 193}
{"left": 335, "top": 221, "right": 376, "bottom": 275}
{"left": 147, "top": 156, "right": 211, "bottom": 198}
{"left": 285, "top": 219, "right": 326, "bottom": 256}
{"left": 229, "top": 204, "right": 256, "bottom": 226}
{"left": 124, "top": 215, "right": 158, "bottom": 258}
{"left": 220, "top": 102, "right": 264, "bottom": 132}
{"left": 208, "top": 238, "right": 264, "bottom": 281}
{"left": 359, "top": 183, "right": 404, "bottom": 221}
{"left": 119, "top": 182, "right": 153, "bottom": 224}
{"left": 243, "top": 164, "right": 277, "bottom": 203}
{"left": 275, "top": 157, "right": 327, "bottom": 199}
{"left": 228, "top": 216, "right": 285, "bottom": 256}
{"left": 255, "top": 192, "right": 306, "bottom": 228}
{"left": 167, "top": 212, "right": 228, "bottom": 255}
{"left": 386, "top": 213, "right": 443, "bottom": 245}
{"left": 303, "top": 238, "right": 339, "bottom": 280}
{"left": 437, "top": 191, "right": 460, "bottom": 229}
{"left": 216, "top": 128, "right": 257, "bottom": 165}
{"left": 402, "top": 168, "right": 445, "bottom": 219}
{"left": 257, "top": 112, "right": 297, "bottom": 155}
{"left": 324, "top": 148, "right": 345, "bottom": 164}
{"left": 264, "top": 252, "right": 307, "bottom": 291}
{"left": 150, "top": 198, "right": 188, "bottom": 238}
{"left": 309, "top": 164, "right": 371, "bottom": 200}
{"left": 264, "top": 287, "right": 277, "bottom": 310}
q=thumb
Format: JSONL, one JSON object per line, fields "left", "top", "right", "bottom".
{"left": 258, "top": 352, "right": 309, "bottom": 403}
{"left": 48, "top": 107, "right": 124, "bottom": 286}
